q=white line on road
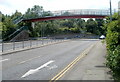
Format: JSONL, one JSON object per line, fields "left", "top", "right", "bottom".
{"left": 0, "top": 59, "right": 9, "bottom": 62}
{"left": 19, "top": 55, "right": 41, "bottom": 64}
{"left": 21, "top": 60, "right": 55, "bottom": 78}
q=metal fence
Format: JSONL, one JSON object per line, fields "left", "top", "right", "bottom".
{"left": 1, "top": 38, "right": 67, "bottom": 53}
{"left": 51, "top": 9, "right": 112, "bottom": 16}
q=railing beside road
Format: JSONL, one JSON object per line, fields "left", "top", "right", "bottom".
{"left": 1, "top": 38, "right": 67, "bottom": 53}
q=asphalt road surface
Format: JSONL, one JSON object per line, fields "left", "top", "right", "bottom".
{"left": 1, "top": 39, "right": 99, "bottom": 80}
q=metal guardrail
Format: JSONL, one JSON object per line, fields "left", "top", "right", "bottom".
{"left": 1, "top": 38, "right": 67, "bottom": 53}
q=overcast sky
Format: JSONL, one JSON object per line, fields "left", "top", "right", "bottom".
{"left": 0, "top": 0, "right": 119, "bottom": 15}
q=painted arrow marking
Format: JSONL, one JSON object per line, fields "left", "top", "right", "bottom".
{"left": 21, "top": 60, "right": 55, "bottom": 78}
{"left": 0, "top": 59, "right": 9, "bottom": 62}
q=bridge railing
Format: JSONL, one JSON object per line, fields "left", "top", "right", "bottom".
{"left": 51, "top": 9, "right": 113, "bottom": 16}
{"left": 13, "top": 16, "right": 23, "bottom": 24}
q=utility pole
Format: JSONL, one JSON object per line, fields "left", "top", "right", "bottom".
{"left": 118, "top": 1, "right": 120, "bottom": 27}
{"left": 110, "top": 0, "right": 112, "bottom": 21}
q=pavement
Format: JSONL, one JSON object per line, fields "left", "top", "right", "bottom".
{"left": 60, "top": 40, "right": 113, "bottom": 80}
{"left": 0, "top": 39, "right": 113, "bottom": 81}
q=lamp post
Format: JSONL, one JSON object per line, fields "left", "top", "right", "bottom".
{"left": 118, "top": 1, "right": 120, "bottom": 27}
{"left": 110, "top": 0, "right": 112, "bottom": 21}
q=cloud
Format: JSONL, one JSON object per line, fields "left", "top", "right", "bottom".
{"left": 0, "top": 4, "right": 14, "bottom": 15}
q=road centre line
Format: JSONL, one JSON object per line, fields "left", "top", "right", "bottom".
{"left": 0, "top": 59, "right": 9, "bottom": 62}
{"left": 50, "top": 44, "right": 94, "bottom": 81}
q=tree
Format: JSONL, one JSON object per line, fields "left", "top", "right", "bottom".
{"left": 0, "top": 11, "right": 2, "bottom": 22}
{"left": 11, "top": 10, "right": 22, "bottom": 20}
{"left": 95, "top": 19, "right": 105, "bottom": 35}
{"left": 24, "top": 5, "right": 44, "bottom": 19}
{"left": 86, "top": 19, "right": 98, "bottom": 34}
{"left": 0, "top": 22, "right": 2, "bottom": 39}
{"left": 23, "top": 5, "right": 55, "bottom": 37}
{"left": 2, "top": 15, "right": 17, "bottom": 40}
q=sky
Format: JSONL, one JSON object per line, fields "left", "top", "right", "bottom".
{"left": 0, "top": 0, "right": 120, "bottom": 15}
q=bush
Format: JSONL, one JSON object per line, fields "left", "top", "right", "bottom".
{"left": 106, "top": 13, "right": 120, "bottom": 80}
{"left": 70, "top": 27, "right": 80, "bottom": 33}
{"left": 106, "top": 46, "right": 120, "bottom": 80}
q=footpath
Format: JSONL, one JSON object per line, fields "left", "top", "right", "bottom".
{"left": 61, "top": 41, "right": 113, "bottom": 81}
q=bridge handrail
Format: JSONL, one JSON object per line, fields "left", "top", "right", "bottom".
{"left": 22, "top": 9, "right": 117, "bottom": 22}
{"left": 13, "top": 16, "right": 23, "bottom": 24}
{"left": 51, "top": 9, "right": 114, "bottom": 16}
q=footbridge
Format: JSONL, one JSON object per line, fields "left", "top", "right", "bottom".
{"left": 4, "top": 9, "right": 113, "bottom": 41}
{"left": 23, "top": 9, "right": 112, "bottom": 22}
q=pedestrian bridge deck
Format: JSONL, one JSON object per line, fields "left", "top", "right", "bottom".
{"left": 23, "top": 9, "right": 112, "bottom": 22}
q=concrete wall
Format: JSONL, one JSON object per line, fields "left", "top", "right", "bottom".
{"left": 49, "top": 33, "right": 99, "bottom": 39}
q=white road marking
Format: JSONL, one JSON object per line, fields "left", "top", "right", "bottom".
{"left": 0, "top": 59, "right": 9, "bottom": 62}
{"left": 19, "top": 55, "right": 41, "bottom": 64}
{"left": 49, "top": 65, "right": 58, "bottom": 70}
{"left": 21, "top": 60, "right": 55, "bottom": 78}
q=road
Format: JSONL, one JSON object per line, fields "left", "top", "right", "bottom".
{"left": 1, "top": 39, "right": 99, "bottom": 80}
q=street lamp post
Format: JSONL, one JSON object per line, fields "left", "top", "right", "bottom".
{"left": 110, "top": 0, "right": 112, "bottom": 21}
{"left": 118, "top": 1, "right": 120, "bottom": 27}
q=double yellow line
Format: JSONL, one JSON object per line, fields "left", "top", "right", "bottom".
{"left": 49, "top": 44, "right": 94, "bottom": 82}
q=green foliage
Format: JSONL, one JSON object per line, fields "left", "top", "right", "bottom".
{"left": 23, "top": 5, "right": 44, "bottom": 19}
{"left": 70, "top": 27, "right": 80, "bottom": 33}
{"left": 2, "top": 15, "right": 17, "bottom": 40}
{"left": 106, "top": 46, "right": 120, "bottom": 80}
{"left": 105, "top": 12, "right": 120, "bottom": 80}
{"left": 86, "top": 19, "right": 99, "bottom": 34}
{"left": 0, "top": 12, "right": 2, "bottom": 22}
{"left": 0, "top": 22, "right": 2, "bottom": 30}
{"left": 0, "top": 22, "right": 2, "bottom": 39}
{"left": 11, "top": 10, "right": 22, "bottom": 20}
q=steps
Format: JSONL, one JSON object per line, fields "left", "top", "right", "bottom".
{"left": 4, "top": 16, "right": 29, "bottom": 41}
{"left": 13, "top": 16, "right": 23, "bottom": 24}
{"left": 4, "top": 26, "right": 29, "bottom": 41}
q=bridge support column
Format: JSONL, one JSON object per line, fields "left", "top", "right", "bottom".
{"left": 31, "top": 22, "right": 35, "bottom": 28}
